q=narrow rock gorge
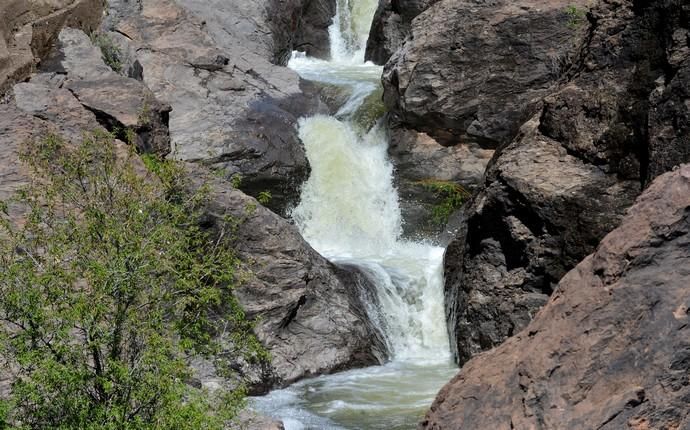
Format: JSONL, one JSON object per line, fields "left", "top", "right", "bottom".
{"left": 1, "top": 0, "right": 689, "bottom": 428}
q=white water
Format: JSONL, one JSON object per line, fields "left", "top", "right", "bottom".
{"left": 252, "top": 1, "right": 457, "bottom": 428}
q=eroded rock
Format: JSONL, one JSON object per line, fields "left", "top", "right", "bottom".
{"left": 382, "top": 0, "right": 588, "bottom": 146}
{"left": 422, "top": 165, "right": 690, "bottom": 430}
{"left": 187, "top": 166, "right": 387, "bottom": 392}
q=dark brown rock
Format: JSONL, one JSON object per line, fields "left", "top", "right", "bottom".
{"left": 443, "top": 0, "right": 690, "bottom": 365}
{"left": 382, "top": 0, "right": 588, "bottom": 146}
{"left": 365, "top": 0, "right": 439, "bottom": 65}
{"left": 388, "top": 125, "right": 493, "bottom": 239}
{"left": 445, "top": 116, "right": 640, "bottom": 364}
{"left": 422, "top": 164, "right": 690, "bottom": 430}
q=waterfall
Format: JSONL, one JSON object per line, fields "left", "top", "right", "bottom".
{"left": 253, "top": 0, "right": 456, "bottom": 427}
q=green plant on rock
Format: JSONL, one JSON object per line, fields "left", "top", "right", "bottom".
{"left": 257, "top": 191, "right": 272, "bottom": 205}
{"left": 418, "top": 179, "right": 471, "bottom": 225}
{"left": 0, "top": 130, "right": 262, "bottom": 429}
{"left": 91, "top": 33, "right": 123, "bottom": 73}
{"left": 565, "top": 5, "right": 586, "bottom": 28}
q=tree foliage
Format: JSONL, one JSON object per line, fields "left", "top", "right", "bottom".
{"left": 0, "top": 131, "right": 259, "bottom": 429}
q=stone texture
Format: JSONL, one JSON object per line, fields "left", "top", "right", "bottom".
{"left": 388, "top": 125, "right": 493, "bottom": 239}
{"left": 187, "top": 166, "right": 387, "bottom": 392}
{"left": 365, "top": 0, "right": 439, "bottom": 65}
{"left": 382, "top": 0, "right": 588, "bottom": 147}
{"left": 422, "top": 164, "right": 690, "bottom": 430}
{"left": 444, "top": 116, "right": 640, "bottom": 364}
{"left": 37, "top": 28, "right": 172, "bottom": 156}
{"left": 102, "top": 0, "right": 336, "bottom": 213}
{"left": 0, "top": 0, "right": 105, "bottom": 93}
{"left": 443, "top": 0, "right": 690, "bottom": 365}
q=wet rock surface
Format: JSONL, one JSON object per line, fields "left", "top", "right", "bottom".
{"left": 422, "top": 165, "right": 690, "bottom": 430}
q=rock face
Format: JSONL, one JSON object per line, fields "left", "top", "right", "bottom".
{"left": 442, "top": 0, "right": 690, "bottom": 364}
{"left": 191, "top": 166, "right": 387, "bottom": 392}
{"left": 381, "top": 0, "right": 588, "bottom": 147}
{"left": 364, "top": 0, "right": 439, "bottom": 65}
{"left": 0, "top": 0, "right": 104, "bottom": 93}
{"left": 422, "top": 165, "right": 690, "bottom": 430}
{"left": 102, "top": 0, "right": 337, "bottom": 213}
{"left": 389, "top": 125, "right": 493, "bottom": 239}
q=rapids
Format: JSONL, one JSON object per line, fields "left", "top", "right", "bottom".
{"left": 252, "top": 0, "right": 457, "bottom": 428}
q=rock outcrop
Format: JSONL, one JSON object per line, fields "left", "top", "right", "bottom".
{"left": 381, "top": 0, "right": 588, "bottom": 147}
{"left": 0, "top": 0, "right": 104, "bottom": 93}
{"left": 1, "top": 0, "right": 387, "bottom": 395}
{"left": 440, "top": 0, "right": 690, "bottom": 364}
{"left": 364, "top": 0, "right": 439, "bottom": 65}
{"left": 422, "top": 164, "right": 690, "bottom": 430}
{"left": 101, "top": 0, "right": 337, "bottom": 214}
{"left": 189, "top": 166, "right": 387, "bottom": 392}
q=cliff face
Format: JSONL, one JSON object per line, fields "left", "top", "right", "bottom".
{"left": 422, "top": 164, "right": 690, "bottom": 430}
{"left": 369, "top": 0, "right": 690, "bottom": 365}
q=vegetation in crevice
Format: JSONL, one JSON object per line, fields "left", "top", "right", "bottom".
{"left": 91, "top": 33, "right": 123, "bottom": 73}
{"left": 417, "top": 179, "right": 471, "bottom": 225}
{"left": 0, "top": 131, "right": 264, "bottom": 429}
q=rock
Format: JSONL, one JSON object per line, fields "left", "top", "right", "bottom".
{"left": 0, "top": 0, "right": 105, "bottom": 93}
{"left": 388, "top": 125, "right": 493, "bottom": 239}
{"left": 365, "top": 0, "right": 439, "bottom": 65}
{"left": 24, "top": 28, "right": 172, "bottom": 156}
{"left": 230, "top": 410, "right": 285, "bottom": 430}
{"left": 187, "top": 165, "right": 387, "bottom": 392}
{"left": 443, "top": 0, "right": 690, "bottom": 365}
{"left": 647, "top": 52, "right": 690, "bottom": 183}
{"left": 445, "top": 116, "right": 640, "bottom": 364}
{"left": 266, "top": 0, "right": 337, "bottom": 63}
{"left": 102, "top": 0, "right": 335, "bottom": 213}
{"left": 382, "top": 0, "right": 588, "bottom": 146}
{"left": 422, "top": 164, "right": 690, "bottom": 430}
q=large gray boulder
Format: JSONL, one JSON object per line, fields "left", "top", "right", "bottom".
{"left": 423, "top": 164, "right": 690, "bottom": 430}
{"left": 101, "top": 0, "right": 337, "bottom": 213}
{"left": 188, "top": 166, "right": 387, "bottom": 392}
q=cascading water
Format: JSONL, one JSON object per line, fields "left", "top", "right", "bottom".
{"left": 252, "top": 1, "right": 457, "bottom": 428}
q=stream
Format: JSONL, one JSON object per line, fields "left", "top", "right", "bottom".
{"left": 251, "top": 0, "right": 458, "bottom": 428}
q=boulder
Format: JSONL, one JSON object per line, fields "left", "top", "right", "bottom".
{"left": 102, "top": 0, "right": 336, "bottom": 213}
{"left": 187, "top": 166, "right": 387, "bottom": 392}
{"left": 422, "top": 164, "right": 690, "bottom": 430}
{"left": 365, "top": 0, "right": 439, "bottom": 65}
{"left": 444, "top": 116, "right": 640, "bottom": 364}
{"left": 381, "top": 0, "right": 588, "bottom": 146}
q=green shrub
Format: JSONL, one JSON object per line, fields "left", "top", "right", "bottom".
{"left": 565, "top": 5, "right": 586, "bottom": 28}
{"left": 417, "top": 179, "right": 471, "bottom": 225}
{"left": 257, "top": 191, "right": 272, "bottom": 205}
{"left": 0, "top": 131, "right": 259, "bottom": 429}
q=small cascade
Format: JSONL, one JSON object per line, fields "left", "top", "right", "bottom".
{"left": 252, "top": 0, "right": 457, "bottom": 428}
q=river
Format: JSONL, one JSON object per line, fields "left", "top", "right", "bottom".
{"left": 251, "top": 1, "right": 458, "bottom": 428}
